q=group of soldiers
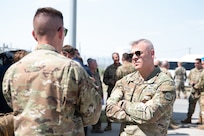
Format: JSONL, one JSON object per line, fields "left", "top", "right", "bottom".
{"left": 0, "top": 6, "right": 203, "bottom": 136}
{"left": 154, "top": 58, "right": 204, "bottom": 129}
{"left": 179, "top": 58, "right": 204, "bottom": 129}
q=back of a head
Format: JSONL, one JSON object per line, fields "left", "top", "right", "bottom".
{"left": 178, "top": 62, "right": 182, "bottom": 67}
{"left": 33, "top": 7, "right": 63, "bottom": 39}
{"left": 161, "top": 60, "right": 169, "bottom": 69}
{"left": 87, "top": 58, "right": 96, "bottom": 66}
{"left": 154, "top": 59, "right": 161, "bottom": 67}
{"left": 122, "top": 53, "right": 131, "bottom": 62}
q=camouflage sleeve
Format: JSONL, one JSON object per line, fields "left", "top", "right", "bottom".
{"left": 122, "top": 81, "right": 176, "bottom": 124}
{"left": 116, "top": 67, "right": 122, "bottom": 80}
{"left": 76, "top": 66, "right": 102, "bottom": 126}
{"left": 106, "top": 80, "right": 133, "bottom": 122}
{"left": 2, "top": 67, "right": 13, "bottom": 109}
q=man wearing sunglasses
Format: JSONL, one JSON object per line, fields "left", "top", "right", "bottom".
{"left": 2, "top": 7, "right": 102, "bottom": 136}
{"left": 106, "top": 39, "right": 176, "bottom": 136}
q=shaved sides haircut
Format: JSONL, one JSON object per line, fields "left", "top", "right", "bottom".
{"left": 33, "top": 7, "right": 63, "bottom": 37}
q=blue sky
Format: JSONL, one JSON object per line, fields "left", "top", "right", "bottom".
{"left": 1, "top": 0, "right": 204, "bottom": 60}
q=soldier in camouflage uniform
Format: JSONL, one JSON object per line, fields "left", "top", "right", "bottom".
{"left": 194, "top": 57, "right": 204, "bottom": 129}
{"left": 87, "top": 58, "right": 104, "bottom": 133}
{"left": 103, "top": 52, "right": 121, "bottom": 131}
{"left": 2, "top": 7, "right": 102, "bottom": 136}
{"left": 181, "top": 58, "right": 203, "bottom": 124}
{"left": 116, "top": 52, "right": 136, "bottom": 133}
{"left": 0, "top": 50, "right": 29, "bottom": 136}
{"left": 174, "top": 62, "right": 187, "bottom": 99}
{"left": 160, "top": 60, "right": 180, "bottom": 129}
{"left": 106, "top": 39, "right": 176, "bottom": 136}
{"left": 116, "top": 53, "right": 136, "bottom": 80}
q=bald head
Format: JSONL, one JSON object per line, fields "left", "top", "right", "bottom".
{"left": 161, "top": 60, "right": 170, "bottom": 69}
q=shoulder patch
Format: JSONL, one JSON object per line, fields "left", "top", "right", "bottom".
{"left": 165, "top": 92, "right": 173, "bottom": 101}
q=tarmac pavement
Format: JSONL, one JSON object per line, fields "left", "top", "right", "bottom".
{"left": 87, "top": 98, "right": 204, "bottom": 136}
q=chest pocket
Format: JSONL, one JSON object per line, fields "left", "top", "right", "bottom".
{"left": 139, "top": 84, "right": 157, "bottom": 103}
{"left": 123, "top": 82, "right": 157, "bottom": 103}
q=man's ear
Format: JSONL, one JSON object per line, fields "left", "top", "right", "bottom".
{"left": 32, "top": 30, "right": 38, "bottom": 41}
{"left": 58, "top": 28, "right": 63, "bottom": 39}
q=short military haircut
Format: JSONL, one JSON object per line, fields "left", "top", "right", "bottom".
{"left": 131, "top": 39, "right": 154, "bottom": 50}
{"left": 122, "top": 53, "right": 131, "bottom": 62}
{"left": 195, "top": 58, "right": 201, "bottom": 63}
{"left": 33, "top": 7, "right": 63, "bottom": 36}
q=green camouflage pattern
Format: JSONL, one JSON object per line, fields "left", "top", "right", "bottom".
{"left": 3, "top": 44, "right": 102, "bottom": 136}
{"left": 116, "top": 62, "right": 136, "bottom": 80}
{"left": 160, "top": 67, "right": 173, "bottom": 79}
{"left": 92, "top": 70, "right": 103, "bottom": 98}
{"left": 106, "top": 67, "right": 176, "bottom": 136}
{"left": 174, "top": 66, "right": 187, "bottom": 87}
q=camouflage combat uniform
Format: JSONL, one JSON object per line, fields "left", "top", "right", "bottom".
{"left": 194, "top": 70, "right": 204, "bottom": 128}
{"left": 91, "top": 69, "right": 104, "bottom": 131}
{"left": 160, "top": 67, "right": 173, "bottom": 79}
{"left": 174, "top": 66, "right": 187, "bottom": 98}
{"left": 116, "top": 61, "right": 136, "bottom": 80}
{"left": 186, "top": 67, "right": 203, "bottom": 121}
{"left": 106, "top": 67, "right": 176, "bottom": 136}
{"left": 3, "top": 44, "right": 102, "bottom": 136}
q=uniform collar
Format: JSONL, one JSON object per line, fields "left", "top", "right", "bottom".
{"left": 35, "top": 44, "right": 57, "bottom": 52}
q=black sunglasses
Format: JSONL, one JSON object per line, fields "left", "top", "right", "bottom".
{"left": 129, "top": 51, "right": 143, "bottom": 58}
{"left": 58, "top": 27, "right": 68, "bottom": 37}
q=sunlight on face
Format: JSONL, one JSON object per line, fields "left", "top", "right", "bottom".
{"left": 131, "top": 41, "right": 154, "bottom": 71}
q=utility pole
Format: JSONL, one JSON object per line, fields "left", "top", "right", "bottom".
{"left": 69, "top": 0, "right": 77, "bottom": 48}
{"left": 188, "top": 47, "right": 191, "bottom": 54}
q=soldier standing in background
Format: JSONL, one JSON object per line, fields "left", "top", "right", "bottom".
{"left": 174, "top": 62, "right": 187, "bottom": 99}
{"left": 2, "top": 7, "right": 102, "bottom": 136}
{"left": 103, "top": 52, "right": 121, "bottom": 131}
{"left": 106, "top": 39, "right": 176, "bottom": 136}
{"left": 87, "top": 58, "right": 104, "bottom": 133}
{"left": 194, "top": 57, "right": 204, "bottom": 129}
{"left": 116, "top": 52, "right": 136, "bottom": 80}
{"left": 116, "top": 52, "right": 136, "bottom": 133}
{"left": 161, "top": 60, "right": 173, "bottom": 79}
{"left": 181, "top": 58, "right": 203, "bottom": 124}
{"left": 161, "top": 60, "right": 180, "bottom": 129}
